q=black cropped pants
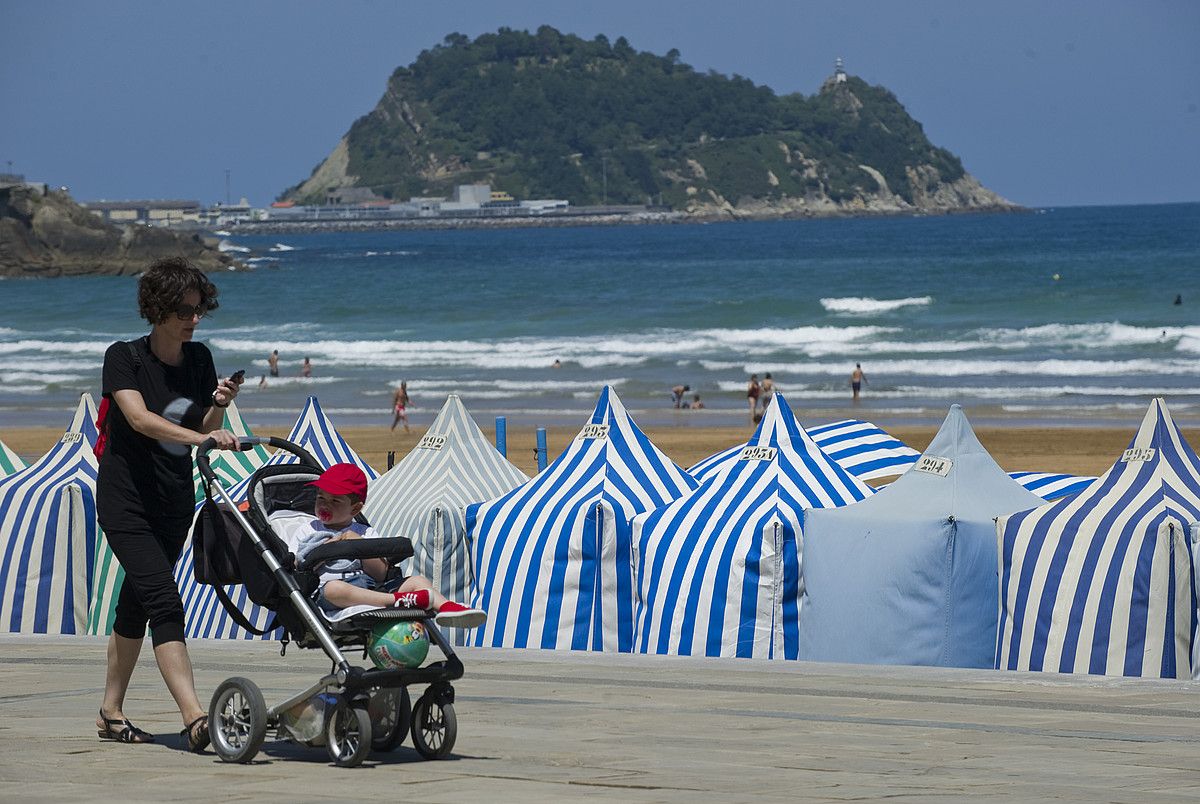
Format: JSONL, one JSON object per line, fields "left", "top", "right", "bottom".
{"left": 102, "top": 513, "right": 192, "bottom": 647}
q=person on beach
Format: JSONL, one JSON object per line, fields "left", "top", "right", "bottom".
{"left": 95, "top": 256, "right": 243, "bottom": 752}
{"left": 390, "top": 380, "right": 410, "bottom": 433}
{"left": 746, "top": 373, "right": 761, "bottom": 419}
{"left": 850, "top": 363, "right": 867, "bottom": 401}
{"left": 552, "top": 359, "right": 562, "bottom": 369}
{"left": 671, "top": 384, "right": 691, "bottom": 408}
{"left": 689, "top": 393, "right": 705, "bottom": 410}
{"left": 268, "top": 464, "right": 486, "bottom": 628}
{"left": 258, "top": 374, "right": 267, "bottom": 389}
{"left": 268, "top": 349, "right": 279, "bottom": 378}
{"left": 301, "top": 356, "right": 312, "bottom": 378}
{"left": 760, "top": 373, "right": 775, "bottom": 409}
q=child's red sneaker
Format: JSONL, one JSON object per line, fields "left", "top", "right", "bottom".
{"left": 435, "top": 601, "right": 487, "bottom": 629}
{"left": 392, "top": 589, "right": 432, "bottom": 609}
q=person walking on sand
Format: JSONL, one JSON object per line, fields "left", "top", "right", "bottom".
{"left": 746, "top": 373, "right": 761, "bottom": 419}
{"left": 760, "top": 373, "right": 775, "bottom": 410}
{"left": 390, "top": 380, "right": 411, "bottom": 433}
{"left": 850, "top": 363, "right": 867, "bottom": 401}
{"left": 301, "top": 356, "right": 312, "bottom": 378}
{"left": 268, "top": 349, "right": 279, "bottom": 378}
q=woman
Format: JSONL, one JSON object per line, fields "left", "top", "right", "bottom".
{"left": 746, "top": 373, "right": 761, "bottom": 419}
{"left": 95, "top": 257, "right": 242, "bottom": 751}
{"left": 390, "top": 380, "right": 411, "bottom": 433}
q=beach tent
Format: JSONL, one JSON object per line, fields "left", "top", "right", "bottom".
{"left": 689, "top": 418, "right": 919, "bottom": 483}
{"left": 467, "top": 386, "right": 696, "bottom": 652}
{"left": 364, "top": 395, "right": 527, "bottom": 614}
{"left": 173, "top": 396, "right": 376, "bottom": 640}
{"left": 1008, "top": 472, "right": 1096, "bottom": 502}
{"left": 0, "top": 395, "right": 99, "bottom": 634}
{"left": 797, "top": 405, "right": 1043, "bottom": 668}
{"left": 634, "top": 393, "right": 872, "bottom": 659}
{"left": 997, "top": 398, "right": 1200, "bottom": 679}
{"left": 0, "top": 436, "right": 26, "bottom": 477}
{"left": 87, "top": 401, "right": 275, "bottom": 636}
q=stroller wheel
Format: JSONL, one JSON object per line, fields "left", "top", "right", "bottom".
{"left": 325, "top": 696, "right": 372, "bottom": 768}
{"left": 209, "top": 677, "right": 268, "bottom": 763}
{"left": 369, "top": 686, "right": 411, "bottom": 752}
{"left": 411, "top": 692, "right": 456, "bottom": 760}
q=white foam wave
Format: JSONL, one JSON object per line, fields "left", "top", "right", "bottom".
{"left": 767, "top": 358, "right": 1199, "bottom": 377}
{"left": 218, "top": 239, "right": 251, "bottom": 253}
{"left": 821, "top": 296, "right": 933, "bottom": 314}
{"left": 268, "top": 243, "right": 297, "bottom": 252}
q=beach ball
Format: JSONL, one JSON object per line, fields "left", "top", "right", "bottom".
{"left": 368, "top": 620, "right": 430, "bottom": 669}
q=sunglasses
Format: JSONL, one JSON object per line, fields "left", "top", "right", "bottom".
{"left": 173, "top": 303, "right": 210, "bottom": 321}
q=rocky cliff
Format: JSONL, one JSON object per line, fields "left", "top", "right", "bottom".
{"left": 0, "top": 185, "right": 238, "bottom": 278}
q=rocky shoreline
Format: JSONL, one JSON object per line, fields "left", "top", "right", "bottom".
{"left": 0, "top": 185, "right": 240, "bottom": 278}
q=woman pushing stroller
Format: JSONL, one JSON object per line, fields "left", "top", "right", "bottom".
{"left": 270, "top": 463, "right": 486, "bottom": 629}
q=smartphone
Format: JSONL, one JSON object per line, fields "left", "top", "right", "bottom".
{"left": 230, "top": 369, "right": 246, "bottom": 383}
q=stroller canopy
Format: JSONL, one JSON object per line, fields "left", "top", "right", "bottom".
{"left": 799, "top": 404, "right": 1043, "bottom": 668}
{"left": 997, "top": 398, "right": 1200, "bottom": 679}
{"left": 634, "top": 392, "right": 872, "bottom": 660}
{"left": 468, "top": 386, "right": 695, "bottom": 652}
{"left": 0, "top": 394, "right": 99, "bottom": 634}
{"left": 365, "top": 395, "right": 527, "bottom": 605}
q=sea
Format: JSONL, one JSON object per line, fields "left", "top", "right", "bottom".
{"left": 1, "top": 203, "right": 1198, "bottom": 433}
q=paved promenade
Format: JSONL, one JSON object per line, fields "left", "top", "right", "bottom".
{"left": 1, "top": 635, "right": 1197, "bottom": 802}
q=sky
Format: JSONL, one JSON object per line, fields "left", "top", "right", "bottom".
{"left": 3, "top": 1, "right": 1197, "bottom": 209}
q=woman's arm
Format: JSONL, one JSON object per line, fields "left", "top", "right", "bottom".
{"left": 113, "top": 389, "right": 238, "bottom": 449}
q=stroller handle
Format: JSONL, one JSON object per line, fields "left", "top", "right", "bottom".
{"left": 196, "top": 436, "right": 322, "bottom": 487}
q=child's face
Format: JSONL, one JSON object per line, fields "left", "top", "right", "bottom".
{"left": 314, "top": 489, "right": 362, "bottom": 529}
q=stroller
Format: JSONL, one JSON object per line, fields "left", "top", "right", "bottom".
{"left": 194, "top": 436, "right": 464, "bottom": 767}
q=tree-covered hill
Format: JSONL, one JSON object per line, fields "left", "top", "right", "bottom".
{"left": 284, "top": 27, "right": 1013, "bottom": 215}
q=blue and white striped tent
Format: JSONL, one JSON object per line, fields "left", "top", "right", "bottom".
{"left": 799, "top": 405, "right": 1044, "bottom": 668}
{"left": 86, "top": 401, "right": 274, "bottom": 636}
{"left": 634, "top": 392, "right": 872, "bottom": 659}
{"left": 177, "top": 396, "right": 376, "bottom": 639}
{"left": 365, "top": 395, "right": 527, "bottom": 619}
{"left": 997, "top": 398, "right": 1200, "bottom": 678}
{"left": 689, "top": 418, "right": 919, "bottom": 483}
{"left": 0, "top": 395, "right": 100, "bottom": 634}
{"left": 467, "top": 386, "right": 696, "bottom": 652}
{"left": 1008, "top": 471, "right": 1095, "bottom": 502}
{"left": 0, "top": 435, "right": 26, "bottom": 477}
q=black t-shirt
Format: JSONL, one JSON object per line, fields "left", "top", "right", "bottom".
{"left": 97, "top": 335, "right": 217, "bottom": 521}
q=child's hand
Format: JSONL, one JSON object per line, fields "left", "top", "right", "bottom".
{"left": 329, "top": 529, "right": 361, "bottom": 542}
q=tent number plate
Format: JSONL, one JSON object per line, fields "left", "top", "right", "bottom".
{"left": 738, "top": 446, "right": 777, "bottom": 461}
{"left": 1121, "top": 447, "right": 1155, "bottom": 462}
{"left": 577, "top": 424, "right": 609, "bottom": 440}
{"left": 417, "top": 434, "right": 446, "bottom": 450}
{"left": 60, "top": 432, "right": 83, "bottom": 444}
{"left": 914, "top": 455, "right": 953, "bottom": 477}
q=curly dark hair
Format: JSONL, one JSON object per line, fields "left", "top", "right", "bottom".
{"left": 137, "top": 256, "right": 220, "bottom": 324}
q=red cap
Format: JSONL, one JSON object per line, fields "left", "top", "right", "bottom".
{"left": 308, "top": 463, "right": 368, "bottom": 501}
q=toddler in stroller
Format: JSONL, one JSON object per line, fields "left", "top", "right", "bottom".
{"left": 193, "top": 436, "right": 475, "bottom": 767}
{"left": 273, "top": 463, "right": 485, "bottom": 628}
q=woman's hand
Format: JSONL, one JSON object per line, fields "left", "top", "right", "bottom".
{"left": 203, "top": 428, "right": 239, "bottom": 450}
{"left": 212, "top": 372, "right": 244, "bottom": 408}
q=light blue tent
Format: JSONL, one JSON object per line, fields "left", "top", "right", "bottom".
{"left": 467, "top": 386, "right": 696, "bottom": 652}
{"left": 176, "top": 396, "right": 376, "bottom": 639}
{"left": 997, "top": 398, "right": 1200, "bottom": 678}
{"left": 364, "top": 395, "right": 527, "bottom": 642}
{"left": 798, "top": 405, "right": 1043, "bottom": 668}
{"left": 634, "top": 393, "right": 872, "bottom": 659}
{"left": 0, "top": 395, "right": 99, "bottom": 634}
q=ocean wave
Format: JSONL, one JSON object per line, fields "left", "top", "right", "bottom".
{"left": 766, "top": 358, "right": 1199, "bottom": 377}
{"left": 820, "top": 296, "right": 933, "bottom": 314}
{"left": 268, "top": 243, "right": 297, "bottom": 252}
{"left": 714, "top": 381, "right": 1200, "bottom": 399}
{"left": 218, "top": 239, "right": 251, "bottom": 254}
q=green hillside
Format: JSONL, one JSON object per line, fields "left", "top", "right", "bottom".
{"left": 285, "top": 27, "right": 1004, "bottom": 213}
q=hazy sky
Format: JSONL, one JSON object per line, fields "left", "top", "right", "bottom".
{"left": 3, "top": 1, "right": 1196, "bottom": 208}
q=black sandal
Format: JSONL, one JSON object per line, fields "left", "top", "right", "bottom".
{"left": 181, "top": 715, "right": 210, "bottom": 753}
{"left": 97, "top": 708, "right": 155, "bottom": 743}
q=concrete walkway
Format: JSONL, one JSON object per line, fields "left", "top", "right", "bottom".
{"left": 1, "top": 635, "right": 1197, "bottom": 802}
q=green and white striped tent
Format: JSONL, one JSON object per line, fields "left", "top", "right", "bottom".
{"left": 0, "top": 436, "right": 26, "bottom": 477}
{"left": 87, "top": 401, "right": 272, "bottom": 635}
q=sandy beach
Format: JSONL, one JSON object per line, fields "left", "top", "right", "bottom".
{"left": 0, "top": 422, "right": 1168, "bottom": 480}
